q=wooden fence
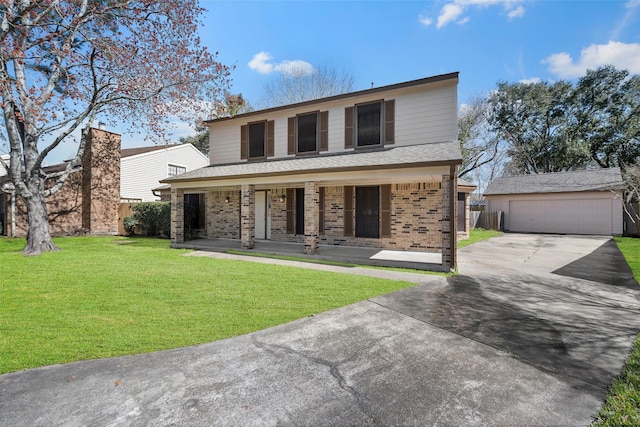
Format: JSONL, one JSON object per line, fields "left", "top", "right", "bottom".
{"left": 117, "top": 202, "right": 138, "bottom": 235}
{"left": 623, "top": 203, "right": 640, "bottom": 236}
{"left": 471, "top": 210, "right": 503, "bottom": 231}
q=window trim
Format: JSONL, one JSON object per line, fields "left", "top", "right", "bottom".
{"left": 355, "top": 100, "right": 384, "bottom": 149}
{"left": 295, "top": 111, "right": 320, "bottom": 156}
{"left": 167, "top": 163, "right": 187, "bottom": 177}
{"left": 247, "top": 120, "right": 267, "bottom": 160}
{"left": 288, "top": 110, "right": 329, "bottom": 157}
{"left": 344, "top": 184, "right": 391, "bottom": 239}
{"left": 345, "top": 99, "right": 394, "bottom": 150}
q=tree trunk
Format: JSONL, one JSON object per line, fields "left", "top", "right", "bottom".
{"left": 21, "top": 192, "right": 60, "bottom": 255}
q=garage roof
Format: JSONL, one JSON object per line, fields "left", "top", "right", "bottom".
{"left": 484, "top": 168, "right": 624, "bottom": 195}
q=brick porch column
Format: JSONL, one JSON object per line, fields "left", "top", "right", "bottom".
{"left": 441, "top": 170, "right": 457, "bottom": 271}
{"left": 171, "top": 188, "right": 184, "bottom": 243}
{"left": 304, "top": 181, "right": 319, "bottom": 254}
{"left": 241, "top": 184, "right": 255, "bottom": 249}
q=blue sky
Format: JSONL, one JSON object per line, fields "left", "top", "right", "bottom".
{"left": 46, "top": 0, "right": 640, "bottom": 163}
{"left": 203, "top": 0, "right": 640, "bottom": 108}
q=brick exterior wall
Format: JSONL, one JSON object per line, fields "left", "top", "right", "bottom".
{"left": 2, "top": 127, "right": 121, "bottom": 237}
{"left": 206, "top": 190, "right": 241, "bottom": 239}
{"left": 314, "top": 183, "right": 444, "bottom": 251}
{"left": 221, "top": 181, "right": 445, "bottom": 253}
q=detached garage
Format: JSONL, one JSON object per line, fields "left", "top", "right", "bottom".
{"left": 484, "top": 168, "right": 624, "bottom": 236}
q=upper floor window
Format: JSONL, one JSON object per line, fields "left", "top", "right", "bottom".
{"left": 167, "top": 164, "right": 186, "bottom": 177}
{"left": 288, "top": 111, "right": 329, "bottom": 156}
{"left": 357, "top": 102, "right": 382, "bottom": 147}
{"left": 249, "top": 122, "right": 265, "bottom": 158}
{"left": 345, "top": 99, "right": 395, "bottom": 149}
{"left": 241, "top": 120, "right": 274, "bottom": 160}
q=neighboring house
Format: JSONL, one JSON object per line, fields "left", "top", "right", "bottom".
{"left": 0, "top": 127, "right": 121, "bottom": 237}
{"left": 484, "top": 168, "right": 624, "bottom": 235}
{"left": 120, "top": 144, "right": 209, "bottom": 202}
{"left": 0, "top": 130, "right": 206, "bottom": 237}
{"left": 162, "top": 72, "right": 463, "bottom": 271}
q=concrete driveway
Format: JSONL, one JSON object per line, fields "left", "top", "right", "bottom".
{"left": 1, "top": 234, "right": 639, "bottom": 426}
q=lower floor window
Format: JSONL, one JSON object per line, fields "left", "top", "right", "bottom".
{"left": 355, "top": 186, "right": 380, "bottom": 238}
{"left": 344, "top": 184, "right": 390, "bottom": 239}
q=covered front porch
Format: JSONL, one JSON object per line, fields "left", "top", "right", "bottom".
{"left": 162, "top": 144, "right": 462, "bottom": 272}
{"left": 172, "top": 238, "right": 448, "bottom": 272}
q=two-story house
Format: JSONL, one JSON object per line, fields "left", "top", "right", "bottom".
{"left": 162, "top": 72, "right": 462, "bottom": 271}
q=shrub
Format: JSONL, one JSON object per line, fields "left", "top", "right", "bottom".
{"left": 131, "top": 202, "right": 170, "bottom": 238}
{"left": 123, "top": 216, "right": 137, "bottom": 236}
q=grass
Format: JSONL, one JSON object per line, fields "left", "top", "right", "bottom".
{"left": 458, "top": 228, "right": 503, "bottom": 248}
{"left": 592, "top": 237, "right": 640, "bottom": 426}
{"left": 0, "top": 236, "right": 415, "bottom": 375}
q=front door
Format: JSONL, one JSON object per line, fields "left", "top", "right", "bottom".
{"left": 255, "top": 191, "right": 271, "bottom": 239}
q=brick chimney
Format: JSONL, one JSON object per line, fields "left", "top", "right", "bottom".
{"left": 81, "top": 127, "right": 121, "bottom": 234}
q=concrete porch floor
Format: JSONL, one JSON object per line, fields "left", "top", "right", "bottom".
{"left": 172, "top": 239, "right": 447, "bottom": 272}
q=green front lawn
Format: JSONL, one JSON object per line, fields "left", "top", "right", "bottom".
{"left": 0, "top": 236, "right": 414, "bottom": 375}
{"left": 592, "top": 237, "right": 640, "bottom": 426}
{"left": 458, "top": 228, "right": 503, "bottom": 248}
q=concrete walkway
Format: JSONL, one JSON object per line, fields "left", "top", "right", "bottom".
{"left": 1, "top": 234, "right": 639, "bottom": 426}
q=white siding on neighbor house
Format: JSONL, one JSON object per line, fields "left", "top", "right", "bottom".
{"left": 486, "top": 192, "right": 623, "bottom": 235}
{"left": 121, "top": 145, "right": 208, "bottom": 202}
{"left": 208, "top": 80, "right": 457, "bottom": 165}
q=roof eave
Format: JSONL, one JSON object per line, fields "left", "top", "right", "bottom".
{"left": 160, "top": 158, "right": 462, "bottom": 185}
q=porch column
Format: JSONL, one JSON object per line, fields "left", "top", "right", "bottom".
{"left": 441, "top": 168, "right": 457, "bottom": 272}
{"left": 241, "top": 184, "right": 255, "bottom": 249}
{"left": 171, "top": 188, "right": 184, "bottom": 243}
{"left": 464, "top": 191, "right": 470, "bottom": 234}
{"left": 304, "top": 181, "right": 319, "bottom": 255}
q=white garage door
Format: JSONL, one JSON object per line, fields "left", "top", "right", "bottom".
{"left": 509, "top": 199, "right": 612, "bottom": 235}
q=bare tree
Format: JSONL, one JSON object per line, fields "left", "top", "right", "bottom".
{"left": 458, "top": 96, "right": 500, "bottom": 178}
{"left": 0, "top": 0, "right": 230, "bottom": 255}
{"left": 180, "top": 92, "right": 253, "bottom": 156}
{"left": 260, "top": 65, "right": 355, "bottom": 108}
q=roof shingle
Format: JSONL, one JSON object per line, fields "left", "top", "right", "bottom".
{"left": 162, "top": 141, "right": 461, "bottom": 183}
{"left": 484, "top": 168, "right": 624, "bottom": 195}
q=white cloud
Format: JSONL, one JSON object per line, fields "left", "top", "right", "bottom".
{"left": 274, "top": 60, "right": 314, "bottom": 75}
{"left": 543, "top": 41, "right": 640, "bottom": 79}
{"left": 438, "top": 4, "right": 464, "bottom": 28}
{"left": 418, "top": 14, "right": 433, "bottom": 26}
{"left": 248, "top": 51, "right": 275, "bottom": 74}
{"left": 519, "top": 77, "right": 541, "bottom": 84}
{"left": 435, "top": 0, "right": 525, "bottom": 29}
{"left": 248, "top": 51, "right": 313, "bottom": 76}
{"left": 508, "top": 6, "right": 525, "bottom": 19}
